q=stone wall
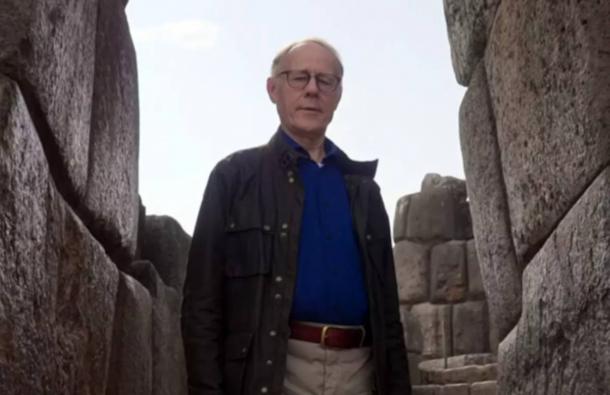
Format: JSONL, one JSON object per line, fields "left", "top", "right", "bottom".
{"left": 0, "top": 1, "right": 190, "bottom": 394}
{"left": 444, "top": 1, "right": 610, "bottom": 394}
{"left": 394, "top": 174, "right": 498, "bottom": 392}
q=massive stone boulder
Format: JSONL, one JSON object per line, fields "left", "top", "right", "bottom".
{"left": 0, "top": 74, "right": 119, "bottom": 394}
{"left": 141, "top": 215, "right": 192, "bottom": 294}
{"left": 86, "top": 0, "right": 140, "bottom": 263}
{"left": 459, "top": 63, "right": 522, "bottom": 342}
{"left": 0, "top": 0, "right": 98, "bottom": 197}
{"left": 443, "top": 0, "right": 501, "bottom": 86}
{"left": 0, "top": 1, "right": 190, "bottom": 393}
{"left": 499, "top": 167, "right": 610, "bottom": 394}
{"left": 485, "top": 0, "right": 610, "bottom": 263}
{"left": 0, "top": 0, "right": 140, "bottom": 264}
{"left": 446, "top": 0, "right": 610, "bottom": 393}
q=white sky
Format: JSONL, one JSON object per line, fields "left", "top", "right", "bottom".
{"left": 125, "top": 0, "right": 466, "bottom": 235}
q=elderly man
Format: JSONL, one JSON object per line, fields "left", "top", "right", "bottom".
{"left": 182, "top": 38, "right": 411, "bottom": 395}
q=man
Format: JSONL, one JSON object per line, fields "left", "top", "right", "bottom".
{"left": 182, "top": 38, "right": 410, "bottom": 395}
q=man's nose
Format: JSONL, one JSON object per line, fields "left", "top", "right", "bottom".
{"left": 304, "top": 76, "right": 320, "bottom": 94}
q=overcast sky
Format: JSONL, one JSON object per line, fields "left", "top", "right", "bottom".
{"left": 125, "top": 0, "right": 466, "bottom": 234}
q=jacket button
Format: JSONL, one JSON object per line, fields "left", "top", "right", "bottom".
{"left": 241, "top": 347, "right": 247, "bottom": 353}
{"left": 263, "top": 225, "right": 271, "bottom": 231}
{"left": 288, "top": 177, "right": 295, "bottom": 183}
{"left": 261, "top": 386, "right": 268, "bottom": 393}
{"left": 275, "top": 276, "right": 283, "bottom": 283}
{"left": 281, "top": 223, "right": 288, "bottom": 229}
{"left": 229, "top": 223, "right": 236, "bottom": 229}
{"left": 266, "top": 359, "right": 273, "bottom": 366}
{"left": 269, "top": 330, "right": 277, "bottom": 337}
{"left": 280, "top": 232, "right": 287, "bottom": 238}
{"left": 366, "top": 234, "right": 372, "bottom": 240}
{"left": 274, "top": 293, "right": 282, "bottom": 300}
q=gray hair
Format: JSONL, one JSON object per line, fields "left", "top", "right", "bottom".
{"left": 270, "top": 38, "right": 344, "bottom": 77}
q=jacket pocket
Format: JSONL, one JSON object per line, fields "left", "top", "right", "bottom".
{"left": 224, "top": 216, "right": 273, "bottom": 277}
{"left": 223, "top": 332, "right": 253, "bottom": 395}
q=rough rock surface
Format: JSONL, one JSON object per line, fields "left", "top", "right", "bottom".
{"left": 0, "top": 0, "right": 97, "bottom": 197}
{"left": 452, "top": 301, "right": 489, "bottom": 355}
{"left": 141, "top": 215, "right": 192, "bottom": 293}
{"left": 485, "top": 0, "right": 610, "bottom": 262}
{"left": 0, "top": 74, "right": 119, "bottom": 394}
{"left": 498, "top": 167, "right": 610, "bottom": 395}
{"left": 443, "top": 0, "right": 501, "bottom": 85}
{"left": 401, "top": 307, "right": 424, "bottom": 354}
{"left": 393, "top": 195, "right": 411, "bottom": 242}
{"left": 394, "top": 241, "right": 430, "bottom": 304}
{"left": 465, "top": 240, "right": 485, "bottom": 299}
{"left": 127, "top": 261, "right": 188, "bottom": 395}
{"left": 85, "top": 0, "right": 139, "bottom": 263}
{"left": 406, "top": 175, "right": 472, "bottom": 241}
{"left": 459, "top": 62, "right": 521, "bottom": 340}
{"left": 430, "top": 241, "right": 467, "bottom": 303}
{"left": 470, "top": 380, "right": 497, "bottom": 395}
{"left": 410, "top": 303, "right": 452, "bottom": 359}
{"left": 106, "top": 273, "right": 153, "bottom": 395}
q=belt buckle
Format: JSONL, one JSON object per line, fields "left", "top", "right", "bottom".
{"left": 320, "top": 325, "right": 330, "bottom": 347}
{"left": 320, "top": 325, "right": 367, "bottom": 348}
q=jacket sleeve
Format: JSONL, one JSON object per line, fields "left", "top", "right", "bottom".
{"left": 375, "top": 189, "right": 412, "bottom": 394}
{"left": 182, "top": 165, "right": 229, "bottom": 395}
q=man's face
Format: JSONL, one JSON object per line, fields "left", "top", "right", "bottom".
{"left": 267, "top": 43, "right": 342, "bottom": 140}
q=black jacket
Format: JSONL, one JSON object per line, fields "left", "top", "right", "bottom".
{"left": 182, "top": 131, "right": 410, "bottom": 395}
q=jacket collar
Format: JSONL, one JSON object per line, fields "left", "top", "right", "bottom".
{"left": 267, "top": 128, "right": 378, "bottom": 178}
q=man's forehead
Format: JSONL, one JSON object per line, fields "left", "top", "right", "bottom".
{"left": 282, "top": 43, "right": 341, "bottom": 71}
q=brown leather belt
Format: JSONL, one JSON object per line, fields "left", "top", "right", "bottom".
{"left": 289, "top": 321, "right": 369, "bottom": 349}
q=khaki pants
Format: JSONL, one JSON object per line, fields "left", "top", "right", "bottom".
{"left": 282, "top": 339, "right": 374, "bottom": 395}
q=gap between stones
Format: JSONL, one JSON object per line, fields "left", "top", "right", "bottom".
{"left": 478, "top": 60, "right": 523, "bottom": 275}
{"left": 521, "top": 161, "right": 610, "bottom": 265}
{"left": 14, "top": 77, "right": 132, "bottom": 268}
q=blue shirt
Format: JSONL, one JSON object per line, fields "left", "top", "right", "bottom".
{"left": 282, "top": 131, "right": 369, "bottom": 326}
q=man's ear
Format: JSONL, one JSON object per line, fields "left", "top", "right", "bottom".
{"left": 266, "top": 77, "right": 277, "bottom": 104}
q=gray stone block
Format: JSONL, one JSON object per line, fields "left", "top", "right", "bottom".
{"left": 393, "top": 195, "right": 411, "bottom": 242}
{"left": 430, "top": 241, "right": 467, "bottom": 303}
{"left": 106, "top": 273, "right": 153, "bottom": 395}
{"left": 443, "top": 0, "right": 501, "bottom": 86}
{"left": 413, "top": 385, "right": 441, "bottom": 395}
{"left": 394, "top": 241, "right": 430, "bottom": 304}
{"left": 466, "top": 239, "right": 485, "bottom": 299}
{"left": 439, "top": 383, "right": 470, "bottom": 395}
{"left": 0, "top": 74, "right": 119, "bottom": 394}
{"left": 410, "top": 303, "right": 452, "bottom": 359}
{"left": 0, "top": 0, "right": 98, "bottom": 197}
{"left": 421, "top": 361, "right": 497, "bottom": 386}
{"left": 141, "top": 215, "right": 192, "bottom": 294}
{"left": 401, "top": 306, "right": 424, "bottom": 353}
{"left": 498, "top": 166, "right": 610, "bottom": 395}
{"left": 452, "top": 301, "right": 489, "bottom": 355}
{"left": 127, "top": 261, "right": 188, "bottom": 395}
{"left": 408, "top": 352, "right": 423, "bottom": 386}
{"left": 459, "top": 62, "right": 522, "bottom": 341}
{"left": 405, "top": 180, "right": 472, "bottom": 241}
{"left": 85, "top": 0, "right": 139, "bottom": 263}
{"left": 485, "top": 0, "right": 610, "bottom": 262}
{"left": 471, "top": 380, "right": 497, "bottom": 395}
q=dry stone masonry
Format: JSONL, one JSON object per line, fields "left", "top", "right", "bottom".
{"left": 394, "top": 174, "right": 498, "bottom": 394}
{"left": 444, "top": 1, "right": 610, "bottom": 394}
{"left": 0, "top": 1, "right": 191, "bottom": 394}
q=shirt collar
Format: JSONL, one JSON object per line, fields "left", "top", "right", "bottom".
{"left": 280, "top": 129, "right": 339, "bottom": 162}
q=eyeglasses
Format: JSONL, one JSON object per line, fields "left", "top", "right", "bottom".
{"left": 277, "top": 70, "right": 342, "bottom": 93}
